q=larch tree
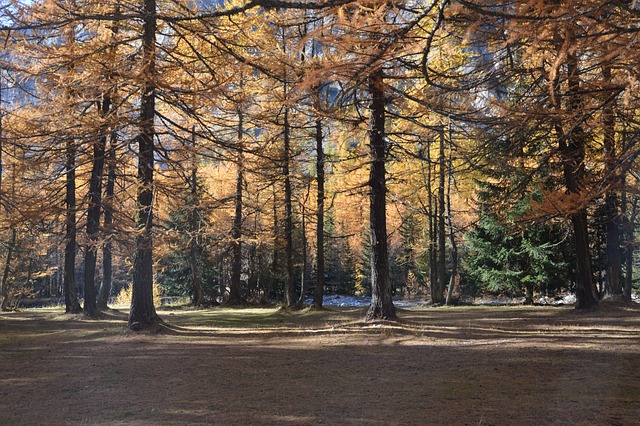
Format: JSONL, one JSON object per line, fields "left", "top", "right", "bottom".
{"left": 128, "top": 0, "right": 161, "bottom": 329}
{"left": 16, "top": 2, "right": 90, "bottom": 314}
{"left": 366, "top": 65, "right": 395, "bottom": 319}
{"left": 0, "top": 64, "right": 6, "bottom": 310}
{"left": 314, "top": 0, "right": 405, "bottom": 319}
{"left": 81, "top": 1, "right": 123, "bottom": 316}
{"left": 313, "top": 113, "right": 326, "bottom": 308}
{"left": 2, "top": 0, "right": 139, "bottom": 315}
{"left": 316, "top": 0, "right": 447, "bottom": 318}
{"left": 82, "top": 85, "right": 111, "bottom": 317}
{"left": 97, "top": 135, "right": 117, "bottom": 309}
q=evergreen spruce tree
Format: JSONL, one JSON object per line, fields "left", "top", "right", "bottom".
{"left": 465, "top": 178, "right": 570, "bottom": 303}
{"left": 157, "top": 186, "right": 219, "bottom": 305}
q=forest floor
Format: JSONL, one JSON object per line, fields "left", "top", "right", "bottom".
{"left": 1, "top": 302, "right": 639, "bottom": 425}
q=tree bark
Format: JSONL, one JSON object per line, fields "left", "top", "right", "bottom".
{"left": 189, "top": 129, "right": 204, "bottom": 307}
{"left": 83, "top": 98, "right": 110, "bottom": 317}
{"left": 602, "top": 65, "right": 623, "bottom": 297}
{"left": 433, "top": 127, "right": 447, "bottom": 305}
{"left": 129, "top": 0, "right": 160, "bottom": 329}
{"left": 64, "top": 138, "right": 82, "bottom": 314}
{"left": 365, "top": 68, "right": 395, "bottom": 321}
{"left": 423, "top": 138, "right": 437, "bottom": 303}
{"left": 268, "top": 185, "right": 278, "bottom": 304}
{"left": 0, "top": 229, "right": 16, "bottom": 311}
{"left": 559, "top": 51, "right": 598, "bottom": 310}
{"left": 97, "top": 4, "right": 119, "bottom": 311}
{"left": 299, "top": 193, "right": 308, "bottom": 305}
{"left": 283, "top": 106, "right": 296, "bottom": 307}
{"left": 571, "top": 211, "right": 598, "bottom": 308}
{"left": 313, "top": 119, "right": 325, "bottom": 309}
{"left": 97, "top": 136, "right": 116, "bottom": 310}
{"left": 0, "top": 75, "right": 9, "bottom": 311}
{"left": 228, "top": 112, "right": 244, "bottom": 305}
{"left": 624, "top": 239, "right": 634, "bottom": 302}
{"left": 622, "top": 183, "right": 636, "bottom": 302}
{"left": 445, "top": 134, "right": 457, "bottom": 306}
{"left": 298, "top": 180, "right": 312, "bottom": 305}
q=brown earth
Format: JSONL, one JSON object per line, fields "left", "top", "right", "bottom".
{"left": 1, "top": 303, "right": 639, "bottom": 425}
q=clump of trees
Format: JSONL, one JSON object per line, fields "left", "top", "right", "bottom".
{"left": 0, "top": 0, "right": 638, "bottom": 327}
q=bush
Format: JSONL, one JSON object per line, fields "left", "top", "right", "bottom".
{"left": 115, "top": 282, "right": 162, "bottom": 307}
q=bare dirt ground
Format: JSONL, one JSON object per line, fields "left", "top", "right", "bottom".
{"left": 1, "top": 303, "right": 639, "bottom": 425}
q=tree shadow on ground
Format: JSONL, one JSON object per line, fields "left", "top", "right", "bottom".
{"left": 1, "top": 304, "right": 639, "bottom": 425}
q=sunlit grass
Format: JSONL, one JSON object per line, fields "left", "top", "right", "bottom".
{"left": 160, "top": 306, "right": 365, "bottom": 331}
{"left": 3, "top": 301, "right": 638, "bottom": 341}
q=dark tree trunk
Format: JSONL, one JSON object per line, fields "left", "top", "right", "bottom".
{"left": 283, "top": 106, "right": 296, "bottom": 307}
{"left": 97, "top": 5, "right": 120, "bottom": 311}
{"left": 129, "top": 0, "right": 160, "bottom": 329}
{"left": 189, "top": 130, "right": 204, "bottom": 307}
{"left": 0, "top": 229, "right": 16, "bottom": 311}
{"left": 445, "top": 135, "right": 458, "bottom": 306}
{"left": 313, "top": 119, "right": 325, "bottom": 309}
{"left": 0, "top": 80, "right": 9, "bottom": 311}
{"left": 622, "top": 184, "right": 636, "bottom": 302}
{"left": 433, "top": 127, "right": 447, "bottom": 305}
{"left": 268, "top": 185, "right": 278, "bottom": 304}
{"left": 299, "top": 196, "right": 308, "bottom": 305}
{"left": 298, "top": 180, "right": 312, "bottom": 305}
{"left": 64, "top": 138, "right": 82, "bottom": 314}
{"left": 571, "top": 211, "right": 598, "bottom": 308}
{"left": 228, "top": 112, "right": 244, "bottom": 305}
{"left": 602, "top": 65, "right": 623, "bottom": 297}
{"left": 559, "top": 51, "right": 598, "bottom": 310}
{"left": 97, "top": 136, "right": 116, "bottom": 310}
{"left": 605, "top": 191, "right": 623, "bottom": 297}
{"left": 83, "top": 98, "right": 110, "bottom": 317}
{"left": 624, "top": 240, "right": 634, "bottom": 302}
{"left": 365, "top": 68, "right": 395, "bottom": 321}
{"left": 524, "top": 283, "right": 534, "bottom": 305}
{"left": 423, "top": 138, "right": 437, "bottom": 302}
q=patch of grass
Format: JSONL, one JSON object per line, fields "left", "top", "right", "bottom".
{"left": 157, "top": 305, "right": 365, "bottom": 330}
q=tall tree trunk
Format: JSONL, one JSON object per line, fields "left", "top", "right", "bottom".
{"left": 189, "top": 129, "right": 204, "bottom": 306}
{"left": 64, "top": 138, "right": 82, "bottom": 314}
{"left": 97, "top": 136, "right": 116, "bottom": 310}
{"left": 249, "top": 195, "right": 261, "bottom": 300}
{"left": 445, "top": 132, "right": 458, "bottom": 306}
{"left": 560, "top": 51, "right": 598, "bottom": 310}
{"left": 61, "top": 7, "right": 82, "bottom": 314}
{"left": 0, "top": 229, "right": 16, "bottom": 311}
{"left": 268, "top": 184, "right": 278, "bottom": 304}
{"left": 129, "top": 0, "right": 160, "bottom": 329}
{"left": 0, "top": 67, "right": 2, "bottom": 205}
{"left": 622, "top": 183, "right": 636, "bottom": 302}
{"left": 571, "top": 212, "right": 598, "bottom": 308}
{"left": 313, "top": 119, "right": 325, "bottom": 309}
{"left": 0, "top": 138, "right": 18, "bottom": 311}
{"left": 299, "top": 197, "right": 308, "bottom": 305}
{"left": 228, "top": 112, "right": 244, "bottom": 305}
{"left": 422, "top": 138, "right": 437, "bottom": 302}
{"left": 602, "top": 65, "right": 623, "bottom": 298}
{"left": 283, "top": 106, "right": 296, "bottom": 307}
{"left": 96, "top": 4, "right": 120, "bottom": 311}
{"left": 0, "top": 73, "right": 8, "bottom": 311}
{"left": 83, "top": 98, "right": 110, "bottom": 317}
{"left": 365, "top": 68, "right": 396, "bottom": 321}
{"left": 298, "top": 180, "right": 312, "bottom": 305}
{"left": 433, "top": 127, "right": 447, "bottom": 305}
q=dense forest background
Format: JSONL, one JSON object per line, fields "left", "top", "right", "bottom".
{"left": 0, "top": 0, "right": 639, "bottom": 326}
